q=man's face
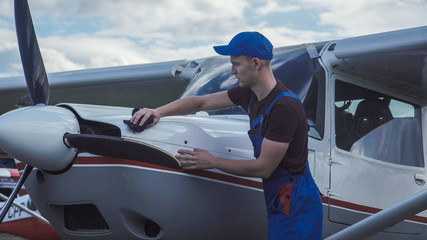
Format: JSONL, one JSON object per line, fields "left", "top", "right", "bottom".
{"left": 230, "top": 55, "right": 255, "bottom": 88}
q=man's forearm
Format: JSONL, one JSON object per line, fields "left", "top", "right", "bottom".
{"left": 214, "top": 157, "right": 271, "bottom": 179}
{"left": 156, "top": 96, "right": 204, "bottom": 117}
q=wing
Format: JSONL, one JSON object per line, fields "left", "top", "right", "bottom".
{"left": 0, "top": 59, "right": 200, "bottom": 114}
{"left": 330, "top": 25, "right": 427, "bottom": 101}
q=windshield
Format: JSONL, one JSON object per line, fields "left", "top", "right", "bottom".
{"left": 180, "top": 43, "right": 326, "bottom": 116}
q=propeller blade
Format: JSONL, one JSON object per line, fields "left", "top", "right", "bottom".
{"left": 64, "top": 134, "right": 181, "bottom": 169}
{"left": 0, "top": 165, "right": 34, "bottom": 223}
{"left": 15, "top": 0, "right": 49, "bottom": 106}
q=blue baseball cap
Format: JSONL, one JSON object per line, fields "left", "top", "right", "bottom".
{"left": 213, "top": 32, "right": 273, "bottom": 60}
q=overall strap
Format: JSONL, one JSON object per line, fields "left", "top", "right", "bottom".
{"left": 265, "top": 92, "right": 302, "bottom": 115}
{"left": 251, "top": 91, "right": 302, "bottom": 132}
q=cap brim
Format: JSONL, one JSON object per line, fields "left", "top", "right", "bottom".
{"left": 213, "top": 45, "right": 240, "bottom": 56}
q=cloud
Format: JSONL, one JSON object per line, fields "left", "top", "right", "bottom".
{"left": 73, "top": 0, "right": 250, "bottom": 43}
{"left": 40, "top": 48, "right": 84, "bottom": 73}
{"left": 0, "top": 28, "right": 21, "bottom": 77}
{"left": 260, "top": 26, "right": 333, "bottom": 47}
{"left": 0, "top": 0, "right": 426, "bottom": 78}
{"left": 300, "top": 0, "right": 427, "bottom": 38}
{"left": 0, "top": 1, "right": 13, "bottom": 17}
{"left": 256, "top": 0, "right": 300, "bottom": 15}
{"left": 1, "top": 0, "right": 251, "bottom": 76}
{"left": 41, "top": 35, "right": 149, "bottom": 69}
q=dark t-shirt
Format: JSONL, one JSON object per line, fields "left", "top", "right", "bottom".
{"left": 227, "top": 81, "right": 308, "bottom": 175}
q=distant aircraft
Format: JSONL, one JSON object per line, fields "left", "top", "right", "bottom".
{"left": 0, "top": 165, "right": 59, "bottom": 240}
{"left": 0, "top": 0, "right": 426, "bottom": 239}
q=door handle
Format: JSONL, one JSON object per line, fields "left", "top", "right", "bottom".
{"left": 414, "top": 174, "right": 426, "bottom": 186}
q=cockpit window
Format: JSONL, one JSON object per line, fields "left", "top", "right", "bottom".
{"left": 180, "top": 56, "right": 247, "bottom": 115}
{"left": 335, "top": 80, "right": 424, "bottom": 167}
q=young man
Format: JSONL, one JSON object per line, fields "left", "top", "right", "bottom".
{"left": 131, "top": 32, "right": 323, "bottom": 239}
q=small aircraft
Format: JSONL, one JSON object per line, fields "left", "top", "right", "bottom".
{"left": 0, "top": 1, "right": 426, "bottom": 239}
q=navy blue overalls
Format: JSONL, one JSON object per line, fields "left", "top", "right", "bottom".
{"left": 248, "top": 92, "right": 323, "bottom": 240}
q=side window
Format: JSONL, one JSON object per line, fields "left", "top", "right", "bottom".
{"left": 304, "top": 61, "right": 325, "bottom": 140}
{"left": 335, "top": 80, "right": 424, "bottom": 167}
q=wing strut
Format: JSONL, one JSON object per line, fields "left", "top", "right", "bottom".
{"left": 325, "top": 189, "right": 427, "bottom": 240}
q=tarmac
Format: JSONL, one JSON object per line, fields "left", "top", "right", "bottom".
{"left": 0, "top": 233, "right": 25, "bottom": 240}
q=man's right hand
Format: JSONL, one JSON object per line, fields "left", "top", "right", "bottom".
{"left": 130, "top": 108, "right": 161, "bottom": 128}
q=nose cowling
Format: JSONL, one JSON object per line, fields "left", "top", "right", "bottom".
{"left": 0, "top": 106, "right": 79, "bottom": 172}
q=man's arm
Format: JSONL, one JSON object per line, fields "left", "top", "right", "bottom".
{"left": 131, "top": 90, "right": 234, "bottom": 127}
{"left": 176, "top": 138, "right": 289, "bottom": 179}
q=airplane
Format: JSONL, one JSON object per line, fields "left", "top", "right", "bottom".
{"left": 0, "top": 0, "right": 426, "bottom": 239}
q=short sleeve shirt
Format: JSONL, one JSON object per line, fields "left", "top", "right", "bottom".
{"left": 227, "top": 81, "right": 308, "bottom": 175}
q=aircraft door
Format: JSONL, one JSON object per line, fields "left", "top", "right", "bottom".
{"left": 328, "top": 77, "right": 427, "bottom": 236}
{"left": 301, "top": 57, "right": 330, "bottom": 198}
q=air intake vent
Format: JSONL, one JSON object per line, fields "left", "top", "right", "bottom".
{"left": 64, "top": 204, "right": 109, "bottom": 231}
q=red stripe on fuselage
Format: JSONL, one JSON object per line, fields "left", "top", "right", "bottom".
{"left": 322, "top": 196, "right": 427, "bottom": 224}
{"left": 74, "top": 157, "right": 264, "bottom": 189}
{"left": 73, "top": 156, "right": 427, "bottom": 225}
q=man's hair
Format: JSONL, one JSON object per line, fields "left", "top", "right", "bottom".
{"left": 243, "top": 55, "right": 271, "bottom": 69}
{"left": 261, "top": 59, "right": 272, "bottom": 68}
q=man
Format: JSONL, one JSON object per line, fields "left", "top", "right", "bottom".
{"left": 131, "top": 32, "right": 323, "bottom": 239}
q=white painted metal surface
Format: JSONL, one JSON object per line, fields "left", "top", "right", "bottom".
{"left": 0, "top": 106, "right": 79, "bottom": 172}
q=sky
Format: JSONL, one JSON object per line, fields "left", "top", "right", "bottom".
{"left": 0, "top": 0, "right": 426, "bottom": 78}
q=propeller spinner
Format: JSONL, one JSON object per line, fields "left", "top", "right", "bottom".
{"left": 0, "top": 106, "right": 79, "bottom": 172}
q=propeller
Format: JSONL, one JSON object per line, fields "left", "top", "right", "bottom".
{"left": 0, "top": 0, "right": 45, "bottom": 223}
{"left": 0, "top": 0, "right": 180, "bottom": 223}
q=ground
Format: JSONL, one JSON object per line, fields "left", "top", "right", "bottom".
{"left": 0, "top": 233, "right": 25, "bottom": 240}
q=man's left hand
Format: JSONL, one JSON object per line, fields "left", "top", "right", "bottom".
{"left": 176, "top": 148, "right": 216, "bottom": 170}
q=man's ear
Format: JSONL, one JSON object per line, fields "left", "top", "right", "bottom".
{"left": 252, "top": 57, "right": 262, "bottom": 70}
